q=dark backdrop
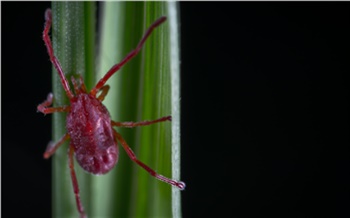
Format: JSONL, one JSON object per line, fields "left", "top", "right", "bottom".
{"left": 2, "top": 2, "right": 349, "bottom": 218}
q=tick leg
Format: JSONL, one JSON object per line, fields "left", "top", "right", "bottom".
{"left": 68, "top": 145, "right": 87, "bottom": 218}
{"left": 37, "top": 93, "right": 71, "bottom": 114}
{"left": 90, "top": 16, "right": 167, "bottom": 96}
{"left": 43, "top": 133, "right": 70, "bottom": 159}
{"left": 111, "top": 116, "right": 171, "bottom": 128}
{"left": 113, "top": 130, "right": 186, "bottom": 190}
{"left": 43, "top": 9, "right": 74, "bottom": 99}
{"left": 97, "top": 85, "right": 110, "bottom": 102}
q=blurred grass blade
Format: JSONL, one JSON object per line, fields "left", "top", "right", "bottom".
{"left": 51, "top": 2, "right": 95, "bottom": 218}
{"left": 95, "top": 1, "right": 182, "bottom": 217}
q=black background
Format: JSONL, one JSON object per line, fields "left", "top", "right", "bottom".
{"left": 2, "top": 2, "right": 349, "bottom": 218}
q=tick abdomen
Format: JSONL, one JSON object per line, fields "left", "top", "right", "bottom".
{"left": 67, "top": 93, "right": 118, "bottom": 174}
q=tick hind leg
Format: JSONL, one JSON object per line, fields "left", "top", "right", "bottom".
{"left": 111, "top": 116, "right": 171, "bottom": 128}
{"left": 37, "top": 93, "right": 70, "bottom": 114}
{"left": 113, "top": 129, "right": 185, "bottom": 190}
{"left": 68, "top": 145, "right": 87, "bottom": 218}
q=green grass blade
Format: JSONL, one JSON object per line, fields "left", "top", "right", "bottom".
{"left": 51, "top": 2, "right": 95, "bottom": 218}
{"left": 95, "top": 1, "right": 182, "bottom": 217}
{"left": 50, "top": 2, "right": 181, "bottom": 217}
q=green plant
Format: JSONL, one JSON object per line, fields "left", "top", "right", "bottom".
{"left": 50, "top": 2, "right": 182, "bottom": 217}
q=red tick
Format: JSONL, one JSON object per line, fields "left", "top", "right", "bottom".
{"left": 38, "top": 8, "right": 185, "bottom": 218}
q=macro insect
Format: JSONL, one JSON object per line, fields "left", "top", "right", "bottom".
{"left": 38, "top": 8, "right": 185, "bottom": 218}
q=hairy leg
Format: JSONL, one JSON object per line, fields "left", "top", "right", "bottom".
{"left": 43, "top": 9, "right": 74, "bottom": 99}
{"left": 90, "top": 16, "right": 167, "bottom": 96}
{"left": 68, "top": 145, "right": 87, "bottom": 218}
{"left": 37, "top": 93, "right": 70, "bottom": 114}
{"left": 97, "top": 85, "right": 110, "bottom": 102}
{"left": 111, "top": 116, "right": 171, "bottom": 128}
{"left": 113, "top": 129, "right": 185, "bottom": 190}
{"left": 43, "top": 133, "right": 70, "bottom": 159}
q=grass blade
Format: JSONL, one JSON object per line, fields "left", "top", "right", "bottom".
{"left": 51, "top": 2, "right": 95, "bottom": 218}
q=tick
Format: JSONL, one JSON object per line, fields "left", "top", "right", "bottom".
{"left": 38, "top": 8, "right": 185, "bottom": 218}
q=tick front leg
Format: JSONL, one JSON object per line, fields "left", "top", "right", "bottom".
{"left": 43, "top": 133, "right": 70, "bottom": 159}
{"left": 111, "top": 116, "right": 171, "bottom": 128}
{"left": 113, "top": 129, "right": 185, "bottom": 190}
{"left": 68, "top": 145, "right": 87, "bottom": 218}
{"left": 37, "top": 93, "right": 71, "bottom": 114}
{"left": 43, "top": 9, "right": 74, "bottom": 99}
{"left": 90, "top": 16, "right": 167, "bottom": 96}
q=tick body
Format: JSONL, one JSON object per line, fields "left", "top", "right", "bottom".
{"left": 68, "top": 93, "right": 118, "bottom": 175}
{"left": 38, "top": 9, "right": 185, "bottom": 218}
